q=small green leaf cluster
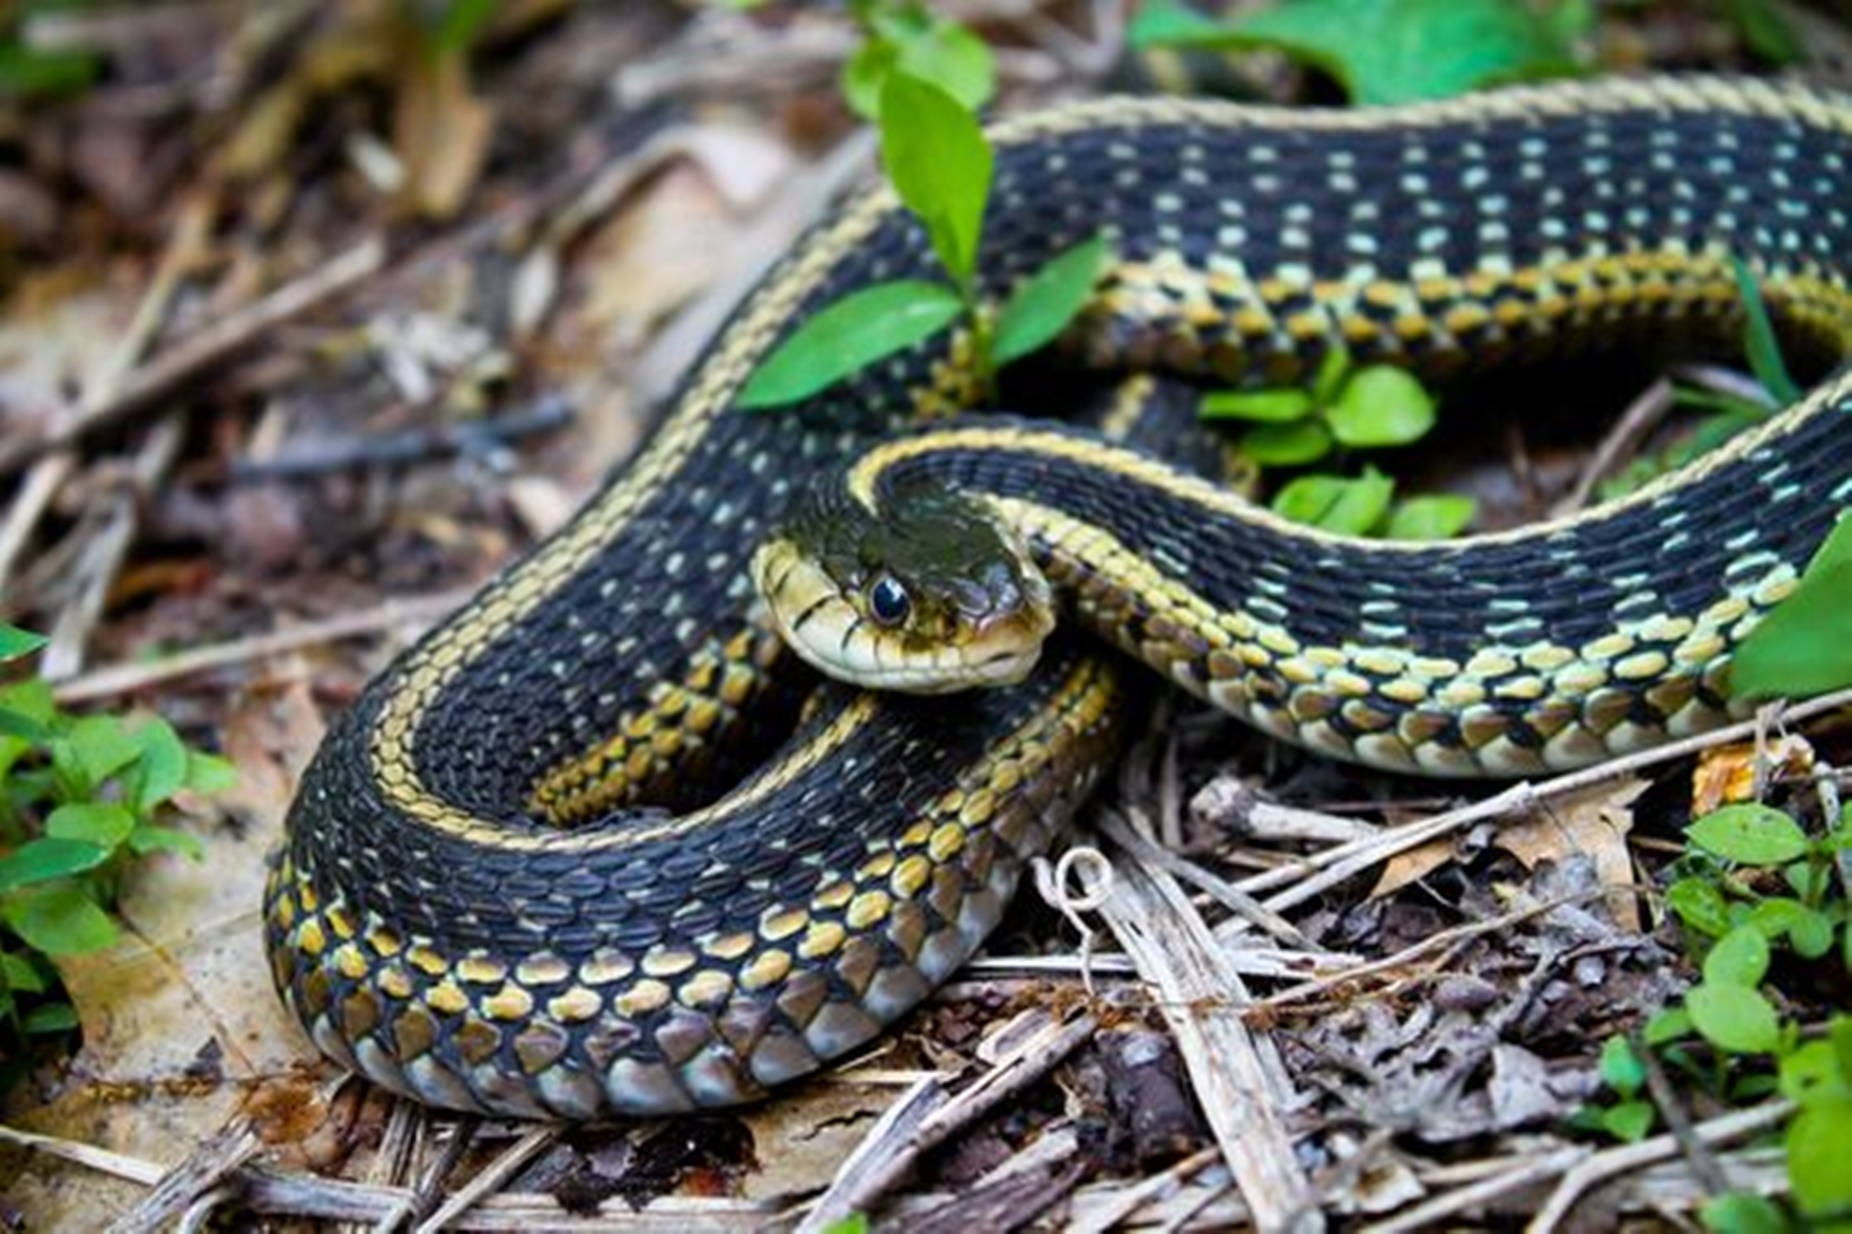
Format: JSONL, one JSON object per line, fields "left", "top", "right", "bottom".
{"left": 1580, "top": 801, "right": 1852, "bottom": 1226}
{"left": 739, "top": 66, "right": 1109, "bottom": 410}
{"left": 0, "top": 624, "right": 229, "bottom": 1050}
{"left": 1127, "top": 0, "right": 1585, "bottom": 106}
{"left": 1202, "top": 347, "right": 1473, "bottom": 539}
{"left": 840, "top": 0, "right": 995, "bottom": 119}
{"left": 1669, "top": 805, "right": 1851, "bottom": 974}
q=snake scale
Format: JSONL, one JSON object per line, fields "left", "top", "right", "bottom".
{"left": 268, "top": 78, "right": 1852, "bottom": 1119}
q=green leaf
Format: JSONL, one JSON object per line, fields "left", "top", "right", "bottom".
{"left": 1731, "top": 515, "right": 1852, "bottom": 701}
{"left": 0, "top": 624, "right": 46, "bottom": 662}
{"left": 1127, "top": 0, "right": 1234, "bottom": 49}
{"left": 0, "top": 837, "right": 110, "bottom": 892}
{"left": 1, "top": 951, "right": 45, "bottom": 994}
{"left": 1599, "top": 1100, "right": 1655, "bottom": 1144}
{"left": 1201, "top": 388, "right": 1315, "bottom": 423}
{"left": 821, "top": 1214, "right": 870, "bottom": 1234}
{"left": 1831, "top": 1015, "right": 1852, "bottom": 1083}
{"left": 2, "top": 884, "right": 118, "bottom": 955}
{"left": 127, "top": 826, "right": 205, "bottom": 861}
{"left": 1310, "top": 344, "right": 1352, "bottom": 408}
{"left": 991, "top": 234, "right": 1109, "bottom": 367}
{"left": 0, "top": 42, "right": 100, "bottom": 100}
{"left": 844, "top": 8, "right": 996, "bottom": 119}
{"left": 1748, "top": 896, "right": 1809, "bottom": 940}
{"left": 0, "top": 677, "right": 55, "bottom": 728}
{"left": 1273, "top": 468, "right": 1394, "bottom": 535}
{"left": 1133, "top": 0, "right": 1581, "bottom": 105}
{"left": 1785, "top": 859, "right": 1829, "bottom": 902}
{"left": 184, "top": 751, "right": 238, "bottom": 796}
{"left": 0, "top": 677, "right": 56, "bottom": 780}
{"left": 1730, "top": 256, "right": 1802, "bottom": 406}
{"left": 1779, "top": 1040, "right": 1846, "bottom": 1103}
{"left": 60, "top": 713, "right": 143, "bottom": 790}
{"left": 1598, "top": 1035, "right": 1646, "bottom": 1097}
{"left": 1699, "top": 1192, "right": 1792, "bottom": 1234}
{"left": 878, "top": 72, "right": 993, "bottom": 289}
{"left": 842, "top": 38, "right": 901, "bottom": 121}
{"left": 1240, "top": 420, "right": 1333, "bottom": 466}
{"left": 1792, "top": 909, "right": 1836, "bottom": 960}
{"left": 1703, "top": 925, "right": 1770, "bottom": 988}
{"left": 1685, "top": 981, "right": 1781, "bottom": 1054}
{"left": 880, "top": 13, "right": 995, "bottom": 113}
{"left": 1789, "top": 1095, "right": 1852, "bottom": 1219}
{"left": 1385, "top": 495, "right": 1475, "bottom": 541}
{"left": 45, "top": 802, "right": 134, "bottom": 852}
{"left": 1325, "top": 365, "right": 1436, "bottom": 447}
{"left": 22, "top": 1001, "right": 77, "bottom": 1035}
{"left": 428, "top": 0, "right": 499, "bottom": 56}
{"left": 131, "top": 717, "right": 188, "bottom": 813}
{"left": 0, "top": 708, "right": 51, "bottom": 746}
{"left": 1721, "top": 0, "right": 1801, "bottom": 64}
{"left": 1643, "top": 1007, "right": 1692, "bottom": 1045}
{"left": 737, "top": 280, "right": 965, "bottom": 410}
{"left": 1687, "top": 804, "right": 1811, "bottom": 866}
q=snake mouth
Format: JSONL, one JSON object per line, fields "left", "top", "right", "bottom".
{"left": 753, "top": 541, "right": 1054, "bottom": 693}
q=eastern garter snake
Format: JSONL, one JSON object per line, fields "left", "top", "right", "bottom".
{"left": 268, "top": 78, "right": 1852, "bottom": 1119}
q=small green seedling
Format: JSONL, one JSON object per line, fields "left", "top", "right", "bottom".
{"left": 0, "top": 625, "right": 231, "bottom": 1061}
{"left": 738, "top": 72, "right": 1109, "bottom": 411}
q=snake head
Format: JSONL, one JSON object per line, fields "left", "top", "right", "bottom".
{"left": 752, "top": 483, "right": 1055, "bottom": 693}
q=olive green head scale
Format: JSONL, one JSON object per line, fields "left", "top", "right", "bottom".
{"left": 753, "top": 481, "right": 1056, "bottom": 692}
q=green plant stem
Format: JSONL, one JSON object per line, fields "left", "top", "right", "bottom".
{"left": 967, "top": 302, "right": 997, "bottom": 401}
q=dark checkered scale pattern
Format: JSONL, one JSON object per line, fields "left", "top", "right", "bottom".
{"left": 269, "top": 79, "right": 1852, "bottom": 1119}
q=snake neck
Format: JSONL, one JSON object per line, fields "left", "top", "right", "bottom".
{"left": 848, "top": 370, "right": 1852, "bottom": 778}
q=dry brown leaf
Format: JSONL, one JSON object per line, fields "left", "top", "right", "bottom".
{"left": 1691, "top": 735, "right": 1817, "bottom": 816}
{"left": 394, "top": 51, "right": 496, "bottom": 219}
{"left": 575, "top": 160, "right": 770, "bottom": 346}
{"left": 1370, "top": 779, "right": 1648, "bottom": 931}
{"left": 1369, "top": 834, "right": 1456, "bottom": 901}
{"left": 737, "top": 1083, "right": 899, "bottom": 1203}
{"left": 1492, "top": 778, "right": 1648, "bottom": 932}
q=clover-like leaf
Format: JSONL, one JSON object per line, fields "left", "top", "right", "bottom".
{"left": 1385, "top": 495, "right": 1474, "bottom": 541}
{"left": 1273, "top": 467, "right": 1395, "bottom": 535}
{"left": 1687, "top": 804, "right": 1811, "bottom": 866}
{"left": 1241, "top": 420, "right": 1333, "bottom": 466}
{"left": 1685, "top": 981, "right": 1781, "bottom": 1054}
{"left": 1326, "top": 365, "right": 1436, "bottom": 447}
{"left": 1598, "top": 1035, "right": 1646, "bottom": 1098}
{"left": 1789, "top": 1094, "right": 1852, "bottom": 1220}
{"left": 1702, "top": 925, "right": 1770, "bottom": 988}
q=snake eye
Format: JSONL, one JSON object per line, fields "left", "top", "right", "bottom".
{"left": 867, "top": 575, "right": 911, "bottom": 626}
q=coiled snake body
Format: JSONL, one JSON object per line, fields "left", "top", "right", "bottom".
{"left": 269, "top": 79, "right": 1852, "bottom": 1118}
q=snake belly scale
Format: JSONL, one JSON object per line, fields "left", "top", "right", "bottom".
{"left": 269, "top": 79, "right": 1852, "bottom": 1119}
